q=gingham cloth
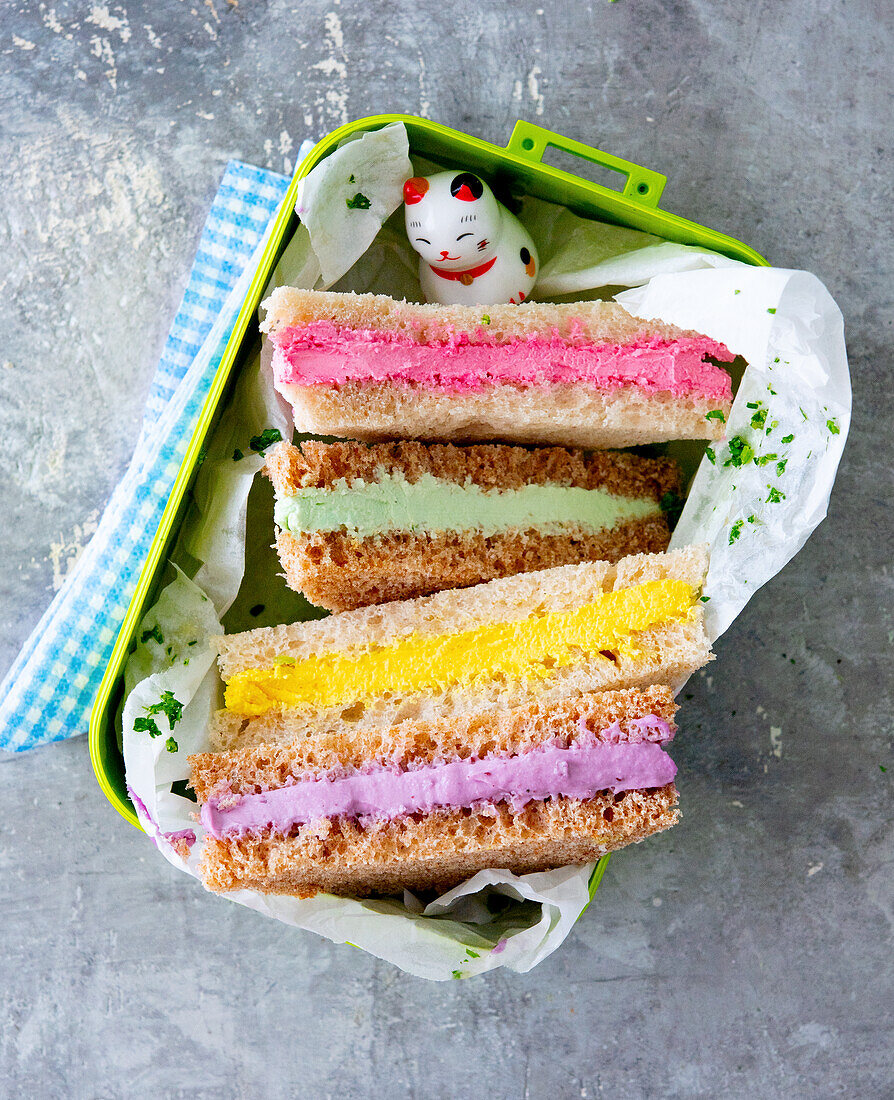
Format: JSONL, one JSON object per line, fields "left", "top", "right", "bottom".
{"left": 0, "top": 159, "right": 295, "bottom": 752}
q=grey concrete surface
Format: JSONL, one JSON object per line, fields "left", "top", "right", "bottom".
{"left": 1, "top": 1, "right": 891, "bottom": 1097}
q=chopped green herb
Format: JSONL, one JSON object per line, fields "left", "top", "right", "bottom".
{"left": 348, "top": 174, "right": 356, "bottom": 183}
{"left": 768, "top": 388, "right": 777, "bottom": 396}
{"left": 800, "top": 408, "right": 808, "bottom": 421}
{"left": 165, "top": 737, "right": 179, "bottom": 753}
{"left": 346, "top": 192, "right": 371, "bottom": 210}
{"left": 699, "top": 595, "right": 711, "bottom": 603}
{"left": 233, "top": 448, "right": 244, "bottom": 461}
{"left": 750, "top": 408, "right": 768, "bottom": 431}
{"left": 705, "top": 409, "right": 726, "bottom": 422}
{"left": 704, "top": 446, "right": 716, "bottom": 465}
{"left": 481, "top": 314, "right": 491, "bottom": 325}
{"left": 140, "top": 624, "right": 164, "bottom": 646}
{"left": 747, "top": 514, "right": 757, "bottom": 524}
{"left": 273, "top": 654, "right": 297, "bottom": 666}
{"left": 249, "top": 428, "right": 283, "bottom": 454}
{"left": 767, "top": 307, "right": 777, "bottom": 314}
{"left": 881, "top": 765, "right": 888, "bottom": 773}
{"left": 188, "top": 640, "right": 198, "bottom": 647}
{"left": 746, "top": 401, "right": 761, "bottom": 409}
{"left": 733, "top": 289, "right": 741, "bottom": 295}
{"left": 767, "top": 486, "right": 785, "bottom": 503}
{"left": 729, "top": 520, "right": 744, "bottom": 545}
{"left": 165, "top": 645, "right": 173, "bottom": 658}
{"left": 659, "top": 491, "right": 683, "bottom": 526}
{"left": 755, "top": 453, "right": 778, "bottom": 467}
{"left": 451, "top": 970, "right": 463, "bottom": 980}
{"left": 466, "top": 950, "right": 480, "bottom": 959}
{"left": 249, "top": 604, "right": 265, "bottom": 617}
{"left": 724, "top": 436, "right": 754, "bottom": 468}
{"left": 773, "top": 357, "right": 780, "bottom": 363}
{"left": 766, "top": 420, "right": 779, "bottom": 435}
{"left": 183, "top": 658, "right": 189, "bottom": 666}
{"left": 145, "top": 691, "right": 184, "bottom": 729}
{"left": 776, "top": 459, "right": 787, "bottom": 476}
{"left": 133, "top": 716, "right": 162, "bottom": 738}
{"left": 827, "top": 418, "right": 840, "bottom": 435}
{"left": 781, "top": 434, "right": 794, "bottom": 445}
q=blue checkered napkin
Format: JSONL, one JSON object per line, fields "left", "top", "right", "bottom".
{"left": 0, "top": 160, "right": 291, "bottom": 752}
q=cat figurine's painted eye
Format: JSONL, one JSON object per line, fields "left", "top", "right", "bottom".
{"left": 404, "top": 170, "right": 538, "bottom": 306}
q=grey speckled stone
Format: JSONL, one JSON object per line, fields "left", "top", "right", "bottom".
{"left": 1, "top": 1, "right": 891, "bottom": 1096}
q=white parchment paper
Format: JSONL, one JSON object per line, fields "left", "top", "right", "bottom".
{"left": 122, "top": 124, "right": 851, "bottom": 980}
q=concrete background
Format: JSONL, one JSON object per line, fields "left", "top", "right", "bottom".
{"left": 1, "top": 1, "right": 891, "bottom": 1096}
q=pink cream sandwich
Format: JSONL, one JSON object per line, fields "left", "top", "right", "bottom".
{"left": 261, "top": 288, "right": 735, "bottom": 448}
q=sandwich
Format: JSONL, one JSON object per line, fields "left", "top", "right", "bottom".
{"left": 266, "top": 438, "right": 681, "bottom": 612}
{"left": 190, "top": 686, "right": 681, "bottom": 898}
{"left": 211, "top": 546, "right": 711, "bottom": 753}
{"left": 261, "top": 288, "right": 734, "bottom": 448}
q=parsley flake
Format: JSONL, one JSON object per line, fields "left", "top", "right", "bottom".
{"left": 699, "top": 595, "right": 711, "bottom": 603}
{"left": 781, "top": 434, "right": 794, "bottom": 444}
{"left": 233, "top": 448, "right": 244, "bottom": 461}
{"left": 734, "top": 289, "right": 741, "bottom": 295}
{"left": 776, "top": 459, "right": 787, "bottom": 476}
{"left": 165, "top": 737, "right": 179, "bottom": 753}
{"left": 249, "top": 428, "right": 283, "bottom": 454}
{"left": 346, "top": 192, "right": 371, "bottom": 210}
{"left": 750, "top": 408, "right": 768, "bottom": 431}
{"left": 705, "top": 409, "right": 726, "bottom": 422}
{"left": 140, "top": 624, "right": 164, "bottom": 646}
{"left": 724, "top": 436, "right": 754, "bottom": 468}
{"left": 767, "top": 307, "right": 777, "bottom": 314}
{"left": 827, "top": 418, "right": 840, "bottom": 435}
{"left": 481, "top": 314, "right": 491, "bottom": 325}
{"left": 755, "top": 453, "right": 778, "bottom": 467}
{"left": 747, "top": 514, "right": 757, "bottom": 524}
{"left": 659, "top": 491, "right": 683, "bottom": 526}
{"left": 767, "top": 486, "right": 785, "bottom": 503}
{"left": 746, "top": 401, "right": 760, "bottom": 409}
{"left": 881, "top": 765, "right": 888, "bottom": 773}
{"left": 145, "top": 690, "right": 184, "bottom": 730}
{"left": 704, "top": 446, "right": 716, "bottom": 465}
{"left": 348, "top": 174, "right": 356, "bottom": 183}
{"left": 729, "top": 520, "right": 744, "bottom": 545}
{"left": 133, "top": 716, "right": 162, "bottom": 738}
{"left": 451, "top": 970, "right": 463, "bottom": 980}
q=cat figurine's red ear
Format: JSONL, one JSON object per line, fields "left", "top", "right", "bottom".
{"left": 403, "top": 170, "right": 538, "bottom": 306}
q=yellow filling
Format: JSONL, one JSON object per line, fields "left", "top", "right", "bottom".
{"left": 225, "top": 578, "right": 695, "bottom": 717}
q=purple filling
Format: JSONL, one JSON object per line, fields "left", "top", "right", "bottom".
{"left": 201, "top": 721, "right": 676, "bottom": 840}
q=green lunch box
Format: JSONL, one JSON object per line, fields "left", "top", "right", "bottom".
{"left": 89, "top": 115, "right": 768, "bottom": 908}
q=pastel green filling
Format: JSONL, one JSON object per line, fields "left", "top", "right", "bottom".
{"left": 274, "top": 472, "right": 660, "bottom": 539}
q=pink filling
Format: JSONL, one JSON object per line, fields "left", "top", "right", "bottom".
{"left": 270, "top": 321, "right": 733, "bottom": 399}
{"left": 201, "top": 718, "right": 676, "bottom": 839}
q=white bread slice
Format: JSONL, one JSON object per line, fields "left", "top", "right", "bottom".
{"left": 273, "top": 379, "right": 724, "bottom": 448}
{"left": 262, "top": 287, "right": 706, "bottom": 345}
{"left": 211, "top": 547, "right": 710, "bottom": 752}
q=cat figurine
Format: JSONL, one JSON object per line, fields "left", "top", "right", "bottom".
{"left": 403, "top": 171, "right": 538, "bottom": 306}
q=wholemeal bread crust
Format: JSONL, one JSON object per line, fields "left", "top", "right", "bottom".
{"left": 198, "top": 784, "right": 679, "bottom": 897}
{"left": 275, "top": 518, "right": 672, "bottom": 612}
{"left": 275, "top": 379, "right": 728, "bottom": 448}
{"left": 264, "top": 438, "right": 681, "bottom": 497}
{"left": 191, "top": 686, "right": 677, "bottom": 800}
{"left": 261, "top": 287, "right": 710, "bottom": 345}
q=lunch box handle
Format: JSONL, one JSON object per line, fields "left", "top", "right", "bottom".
{"left": 505, "top": 120, "right": 667, "bottom": 208}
